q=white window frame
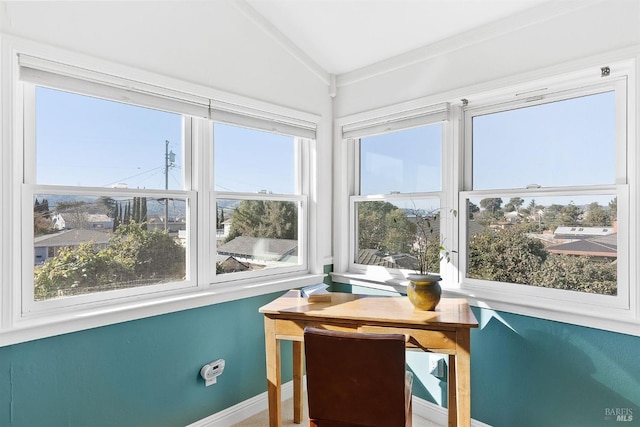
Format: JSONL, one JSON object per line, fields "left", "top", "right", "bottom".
{"left": 211, "top": 191, "right": 309, "bottom": 283}
{"left": 334, "top": 56, "right": 640, "bottom": 336}
{"left": 457, "top": 67, "right": 636, "bottom": 326}
{"left": 333, "top": 102, "right": 455, "bottom": 292}
{"left": 1, "top": 39, "right": 323, "bottom": 346}
{"left": 20, "top": 81, "right": 201, "bottom": 316}
{"left": 349, "top": 194, "right": 444, "bottom": 278}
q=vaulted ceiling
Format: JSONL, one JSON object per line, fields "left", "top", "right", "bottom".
{"left": 243, "top": 0, "right": 554, "bottom": 75}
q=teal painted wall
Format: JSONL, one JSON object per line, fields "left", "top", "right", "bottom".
{"left": 471, "top": 307, "right": 640, "bottom": 427}
{"left": 0, "top": 292, "right": 293, "bottom": 427}
{"left": 340, "top": 283, "right": 640, "bottom": 427}
{"left": 3, "top": 274, "right": 639, "bottom": 427}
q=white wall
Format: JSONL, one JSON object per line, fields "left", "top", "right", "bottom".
{"left": 334, "top": 0, "right": 640, "bottom": 117}
{"left": 0, "top": 0, "right": 334, "bottom": 267}
{"left": 1, "top": 1, "right": 329, "bottom": 112}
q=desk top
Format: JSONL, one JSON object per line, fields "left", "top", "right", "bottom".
{"left": 260, "top": 290, "right": 478, "bottom": 329}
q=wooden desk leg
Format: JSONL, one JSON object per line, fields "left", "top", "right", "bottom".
{"left": 264, "top": 316, "right": 282, "bottom": 427}
{"left": 293, "top": 340, "right": 304, "bottom": 424}
{"left": 448, "top": 353, "right": 458, "bottom": 427}
{"left": 455, "top": 329, "right": 472, "bottom": 427}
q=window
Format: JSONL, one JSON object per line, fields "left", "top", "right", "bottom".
{"left": 24, "top": 86, "right": 195, "bottom": 313}
{"left": 8, "top": 51, "right": 319, "bottom": 330}
{"left": 334, "top": 61, "right": 636, "bottom": 333}
{"left": 460, "top": 77, "right": 629, "bottom": 310}
{"left": 213, "top": 123, "right": 307, "bottom": 279}
{"left": 345, "top": 104, "right": 450, "bottom": 281}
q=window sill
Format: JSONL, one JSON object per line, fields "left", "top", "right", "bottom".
{"left": 0, "top": 273, "right": 325, "bottom": 348}
{"left": 331, "top": 272, "right": 640, "bottom": 337}
{"left": 331, "top": 272, "right": 410, "bottom": 294}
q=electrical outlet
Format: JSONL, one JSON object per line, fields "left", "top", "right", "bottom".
{"left": 429, "top": 356, "right": 445, "bottom": 378}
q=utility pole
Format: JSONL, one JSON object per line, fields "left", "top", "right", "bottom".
{"left": 164, "top": 140, "right": 175, "bottom": 231}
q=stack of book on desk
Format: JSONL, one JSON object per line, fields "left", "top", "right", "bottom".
{"left": 300, "top": 283, "right": 332, "bottom": 302}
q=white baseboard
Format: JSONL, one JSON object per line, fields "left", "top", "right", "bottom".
{"left": 412, "top": 396, "right": 492, "bottom": 427}
{"left": 187, "top": 381, "right": 295, "bottom": 427}
{"left": 189, "top": 384, "right": 492, "bottom": 427}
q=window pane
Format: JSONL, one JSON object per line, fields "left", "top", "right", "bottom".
{"left": 472, "top": 91, "right": 615, "bottom": 190}
{"left": 36, "top": 87, "right": 183, "bottom": 189}
{"left": 33, "top": 194, "right": 187, "bottom": 300}
{"left": 360, "top": 125, "right": 442, "bottom": 195}
{"left": 355, "top": 198, "right": 442, "bottom": 273}
{"left": 216, "top": 198, "right": 300, "bottom": 274}
{"left": 214, "top": 123, "right": 296, "bottom": 194}
{"left": 466, "top": 194, "right": 617, "bottom": 295}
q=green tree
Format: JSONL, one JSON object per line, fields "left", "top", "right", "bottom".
{"left": 34, "top": 242, "right": 112, "bottom": 300}
{"left": 381, "top": 208, "right": 415, "bottom": 254}
{"left": 479, "top": 198, "right": 503, "bottom": 222}
{"left": 535, "top": 255, "right": 616, "bottom": 295}
{"left": 226, "top": 200, "right": 298, "bottom": 242}
{"left": 132, "top": 197, "right": 140, "bottom": 223}
{"left": 97, "top": 196, "right": 117, "bottom": 217}
{"left": 124, "top": 202, "right": 131, "bottom": 225}
{"left": 113, "top": 203, "right": 124, "bottom": 232}
{"left": 504, "top": 197, "right": 524, "bottom": 212}
{"left": 34, "top": 222, "right": 185, "bottom": 300}
{"left": 34, "top": 198, "right": 54, "bottom": 236}
{"left": 130, "top": 197, "right": 148, "bottom": 225}
{"left": 468, "top": 201, "right": 480, "bottom": 219}
{"left": 583, "top": 202, "right": 611, "bottom": 227}
{"left": 140, "top": 197, "right": 148, "bottom": 230}
{"left": 216, "top": 207, "right": 225, "bottom": 229}
{"left": 467, "top": 223, "right": 617, "bottom": 296}
{"left": 543, "top": 204, "right": 569, "bottom": 231}
{"left": 609, "top": 197, "right": 617, "bottom": 220}
{"left": 106, "top": 222, "right": 185, "bottom": 279}
{"left": 357, "top": 201, "right": 397, "bottom": 251}
{"left": 558, "top": 202, "right": 582, "bottom": 227}
{"left": 468, "top": 226, "right": 547, "bottom": 284}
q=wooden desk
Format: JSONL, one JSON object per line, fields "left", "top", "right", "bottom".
{"left": 259, "top": 290, "right": 478, "bottom": 427}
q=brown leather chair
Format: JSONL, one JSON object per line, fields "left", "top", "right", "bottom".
{"left": 303, "top": 327, "right": 412, "bottom": 427}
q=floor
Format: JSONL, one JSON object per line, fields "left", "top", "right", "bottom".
{"left": 232, "top": 394, "right": 442, "bottom": 427}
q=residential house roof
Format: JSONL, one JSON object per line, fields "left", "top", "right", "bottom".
{"left": 217, "top": 236, "right": 298, "bottom": 261}
{"left": 546, "top": 234, "right": 617, "bottom": 258}
{"left": 34, "top": 229, "right": 111, "bottom": 248}
{"left": 357, "top": 249, "right": 397, "bottom": 268}
{"left": 554, "top": 226, "right": 615, "bottom": 237}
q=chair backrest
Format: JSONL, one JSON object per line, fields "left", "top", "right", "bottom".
{"left": 303, "top": 327, "right": 410, "bottom": 427}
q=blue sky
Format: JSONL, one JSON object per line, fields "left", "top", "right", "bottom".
{"left": 360, "top": 125, "right": 442, "bottom": 195}
{"left": 472, "top": 91, "right": 615, "bottom": 191}
{"left": 214, "top": 123, "right": 295, "bottom": 194}
{"left": 37, "top": 86, "right": 616, "bottom": 209}
{"left": 36, "top": 87, "right": 183, "bottom": 190}
{"left": 36, "top": 87, "right": 294, "bottom": 194}
{"left": 359, "top": 90, "right": 616, "bottom": 210}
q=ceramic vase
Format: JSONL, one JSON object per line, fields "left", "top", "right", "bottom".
{"left": 407, "top": 273, "right": 442, "bottom": 311}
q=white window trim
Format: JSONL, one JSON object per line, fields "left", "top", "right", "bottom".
{"left": 455, "top": 62, "right": 637, "bottom": 334}
{"left": 21, "top": 185, "right": 199, "bottom": 316}
{"left": 0, "top": 37, "right": 324, "bottom": 347}
{"left": 348, "top": 192, "right": 444, "bottom": 279}
{"left": 459, "top": 185, "right": 629, "bottom": 310}
{"left": 333, "top": 100, "right": 455, "bottom": 285}
{"left": 333, "top": 53, "right": 640, "bottom": 337}
{"left": 211, "top": 191, "right": 309, "bottom": 283}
